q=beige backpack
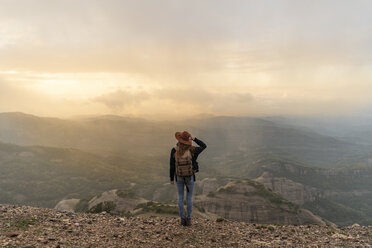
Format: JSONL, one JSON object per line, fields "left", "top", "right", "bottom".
{"left": 175, "top": 147, "right": 194, "bottom": 177}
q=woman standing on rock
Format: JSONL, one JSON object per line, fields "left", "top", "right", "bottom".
{"left": 170, "top": 131, "right": 207, "bottom": 226}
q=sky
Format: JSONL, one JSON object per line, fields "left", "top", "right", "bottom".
{"left": 1, "top": 0, "right": 372, "bottom": 119}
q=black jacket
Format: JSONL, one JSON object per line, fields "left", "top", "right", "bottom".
{"left": 170, "top": 137, "right": 207, "bottom": 181}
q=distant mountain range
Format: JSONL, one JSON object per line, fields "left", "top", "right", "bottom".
{"left": 0, "top": 112, "right": 369, "bottom": 166}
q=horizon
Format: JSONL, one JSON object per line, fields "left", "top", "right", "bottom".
{"left": 2, "top": 110, "right": 372, "bottom": 126}
{"left": 1, "top": 1, "right": 372, "bottom": 119}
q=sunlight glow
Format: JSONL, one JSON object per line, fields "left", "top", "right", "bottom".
{"left": 16, "top": 73, "right": 146, "bottom": 99}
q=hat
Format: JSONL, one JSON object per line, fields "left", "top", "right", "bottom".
{"left": 175, "top": 131, "right": 192, "bottom": 145}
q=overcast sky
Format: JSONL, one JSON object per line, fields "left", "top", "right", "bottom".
{"left": 1, "top": 0, "right": 372, "bottom": 119}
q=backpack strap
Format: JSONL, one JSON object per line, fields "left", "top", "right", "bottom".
{"left": 185, "top": 178, "right": 189, "bottom": 193}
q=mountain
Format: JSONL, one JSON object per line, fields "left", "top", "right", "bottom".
{"left": 197, "top": 116, "right": 369, "bottom": 167}
{"left": 197, "top": 148, "right": 372, "bottom": 225}
{"left": 250, "top": 156, "right": 372, "bottom": 225}
{"left": 0, "top": 112, "right": 368, "bottom": 167}
{"left": 194, "top": 180, "right": 326, "bottom": 225}
{"left": 0, "top": 141, "right": 167, "bottom": 208}
{"left": 0, "top": 112, "right": 172, "bottom": 156}
{"left": 264, "top": 115, "right": 372, "bottom": 146}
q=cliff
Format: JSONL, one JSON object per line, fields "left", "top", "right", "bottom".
{"left": 254, "top": 172, "right": 322, "bottom": 205}
{"left": 195, "top": 180, "right": 326, "bottom": 225}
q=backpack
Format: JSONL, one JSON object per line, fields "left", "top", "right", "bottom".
{"left": 175, "top": 147, "right": 194, "bottom": 177}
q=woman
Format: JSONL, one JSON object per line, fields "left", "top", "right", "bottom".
{"left": 170, "top": 131, "right": 207, "bottom": 226}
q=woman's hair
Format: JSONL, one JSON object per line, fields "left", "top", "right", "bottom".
{"left": 175, "top": 142, "right": 195, "bottom": 157}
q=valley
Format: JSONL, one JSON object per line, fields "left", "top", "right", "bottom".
{"left": 1, "top": 112, "right": 372, "bottom": 226}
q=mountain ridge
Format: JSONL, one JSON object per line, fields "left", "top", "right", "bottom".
{"left": 0, "top": 111, "right": 367, "bottom": 166}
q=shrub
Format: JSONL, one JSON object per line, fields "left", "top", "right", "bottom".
{"left": 3, "top": 218, "right": 38, "bottom": 231}
{"left": 327, "top": 230, "right": 335, "bottom": 235}
{"left": 75, "top": 199, "right": 89, "bottom": 213}
{"left": 207, "top": 192, "right": 216, "bottom": 197}
{"left": 216, "top": 217, "right": 225, "bottom": 222}
{"left": 194, "top": 205, "right": 206, "bottom": 213}
{"left": 218, "top": 186, "right": 237, "bottom": 194}
{"left": 116, "top": 189, "right": 137, "bottom": 199}
{"left": 134, "top": 201, "right": 155, "bottom": 210}
{"left": 136, "top": 202, "right": 179, "bottom": 215}
{"left": 255, "top": 225, "right": 266, "bottom": 229}
{"left": 244, "top": 182, "right": 299, "bottom": 212}
{"left": 89, "top": 201, "right": 116, "bottom": 214}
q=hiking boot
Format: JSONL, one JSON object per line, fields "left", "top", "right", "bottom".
{"left": 180, "top": 217, "right": 186, "bottom": 226}
{"left": 185, "top": 218, "right": 192, "bottom": 226}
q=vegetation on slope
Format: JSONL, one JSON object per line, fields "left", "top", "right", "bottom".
{"left": 0, "top": 142, "right": 167, "bottom": 208}
{"left": 216, "top": 180, "right": 299, "bottom": 212}
{"left": 303, "top": 198, "right": 372, "bottom": 226}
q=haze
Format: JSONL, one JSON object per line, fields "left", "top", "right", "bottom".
{"left": 1, "top": 0, "right": 372, "bottom": 119}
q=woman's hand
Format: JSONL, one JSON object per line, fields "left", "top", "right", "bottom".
{"left": 170, "top": 181, "right": 174, "bottom": 185}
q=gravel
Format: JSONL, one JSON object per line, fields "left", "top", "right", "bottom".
{"left": 0, "top": 204, "right": 371, "bottom": 247}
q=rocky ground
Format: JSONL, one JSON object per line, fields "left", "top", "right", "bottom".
{"left": 0, "top": 204, "right": 371, "bottom": 248}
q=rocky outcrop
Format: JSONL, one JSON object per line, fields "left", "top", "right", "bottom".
{"left": 88, "top": 189, "right": 147, "bottom": 214}
{"left": 254, "top": 171, "right": 371, "bottom": 205}
{"left": 54, "top": 198, "right": 80, "bottom": 212}
{"left": 195, "top": 178, "right": 220, "bottom": 195}
{"left": 254, "top": 172, "right": 322, "bottom": 205}
{"left": 195, "top": 180, "right": 326, "bottom": 225}
{"left": 2, "top": 204, "right": 371, "bottom": 247}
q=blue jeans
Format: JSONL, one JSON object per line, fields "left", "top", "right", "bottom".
{"left": 176, "top": 176, "right": 194, "bottom": 219}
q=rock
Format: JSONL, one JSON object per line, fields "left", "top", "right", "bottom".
{"left": 54, "top": 199, "right": 80, "bottom": 212}
{"left": 88, "top": 189, "right": 147, "bottom": 214}
{"left": 195, "top": 178, "right": 220, "bottom": 195}
{"left": 254, "top": 172, "right": 321, "bottom": 205}
{"left": 332, "top": 233, "right": 348, "bottom": 239}
{"left": 5, "top": 232, "right": 20, "bottom": 237}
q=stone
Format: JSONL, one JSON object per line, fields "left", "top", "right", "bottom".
{"left": 5, "top": 232, "right": 20, "bottom": 238}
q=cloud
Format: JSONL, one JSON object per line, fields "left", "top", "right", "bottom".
{"left": 1, "top": 1, "right": 372, "bottom": 118}
{"left": 93, "top": 89, "right": 150, "bottom": 111}
{"left": 1, "top": 0, "right": 372, "bottom": 76}
{"left": 89, "top": 87, "right": 255, "bottom": 118}
{"left": 0, "top": 76, "right": 110, "bottom": 117}
{"left": 0, "top": 78, "right": 56, "bottom": 115}
{"left": 155, "top": 87, "right": 215, "bottom": 104}
{"left": 153, "top": 88, "right": 255, "bottom": 116}
{"left": 229, "top": 93, "right": 253, "bottom": 103}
